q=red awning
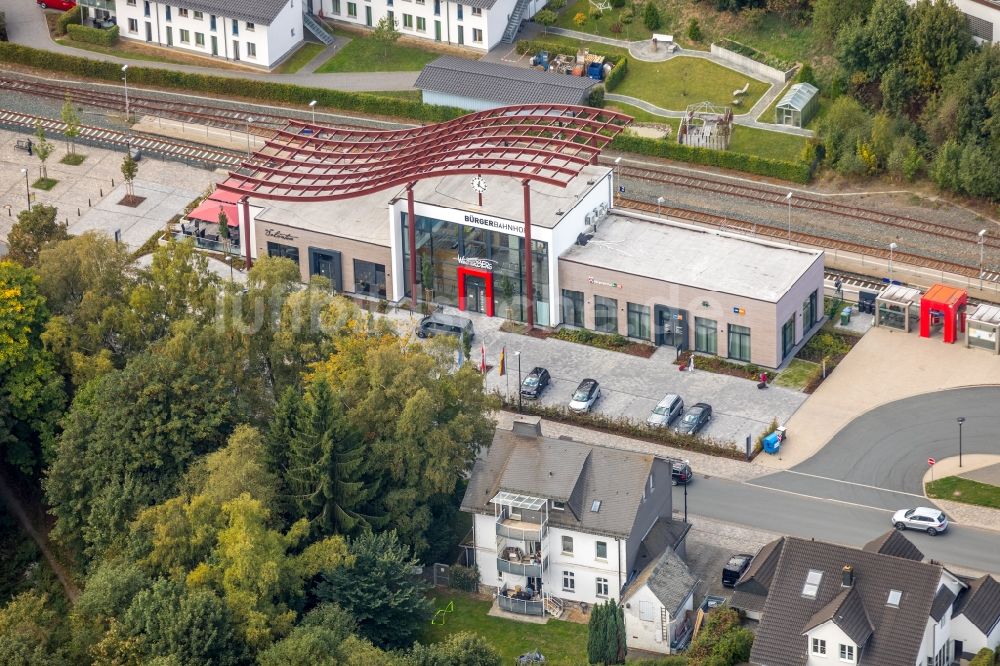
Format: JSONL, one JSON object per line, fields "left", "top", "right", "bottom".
{"left": 208, "top": 188, "right": 243, "bottom": 204}
{"left": 188, "top": 199, "right": 239, "bottom": 226}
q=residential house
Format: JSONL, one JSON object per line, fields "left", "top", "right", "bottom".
{"left": 460, "top": 419, "right": 691, "bottom": 619}
{"left": 730, "top": 530, "right": 1000, "bottom": 665}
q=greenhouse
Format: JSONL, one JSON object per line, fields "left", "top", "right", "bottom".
{"left": 775, "top": 82, "right": 819, "bottom": 128}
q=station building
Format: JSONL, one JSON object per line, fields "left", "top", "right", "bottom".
{"left": 218, "top": 104, "right": 825, "bottom": 369}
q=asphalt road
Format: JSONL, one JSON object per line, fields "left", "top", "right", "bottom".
{"left": 677, "top": 476, "right": 1000, "bottom": 575}
{"left": 749, "top": 386, "right": 1000, "bottom": 510}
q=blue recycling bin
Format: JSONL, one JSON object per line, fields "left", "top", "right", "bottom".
{"left": 763, "top": 432, "right": 781, "bottom": 454}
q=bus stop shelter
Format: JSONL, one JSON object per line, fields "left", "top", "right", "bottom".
{"left": 966, "top": 303, "right": 1000, "bottom": 354}
{"left": 919, "top": 283, "right": 967, "bottom": 343}
{"left": 875, "top": 284, "right": 921, "bottom": 332}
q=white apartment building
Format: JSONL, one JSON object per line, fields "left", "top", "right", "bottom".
{"left": 79, "top": 0, "right": 304, "bottom": 67}
{"left": 461, "top": 420, "right": 692, "bottom": 619}
{"left": 317, "top": 0, "right": 545, "bottom": 50}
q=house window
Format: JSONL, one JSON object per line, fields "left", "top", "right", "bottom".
{"left": 232, "top": 20, "right": 239, "bottom": 35}
{"left": 246, "top": 42, "right": 256, "bottom": 58}
{"left": 179, "top": 28, "right": 189, "bottom": 43}
{"left": 193, "top": 10, "right": 202, "bottom": 19}
{"left": 839, "top": 644, "right": 855, "bottom": 662}
{"left": 552, "top": 500, "right": 565, "bottom": 511}
{"left": 811, "top": 638, "right": 826, "bottom": 656}
{"left": 562, "top": 571, "right": 575, "bottom": 591}
{"left": 803, "top": 290, "right": 817, "bottom": 330}
{"left": 387, "top": 10, "right": 394, "bottom": 24}
{"left": 596, "top": 577, "right": 609, "bottom": 598}
{"left": 648, "top": 473, "right": 654, "bottom": 491}
{"left": 727, "top": 324, "right": 751, "bottom": 362}
{"left": 595, "top": 541, "right": 607, "bottom": 560}
{"left": 348, "top": 2, "right": 358, "bottom": 16}
{"left": 561, "top": 536, "right": 573, "bottom": 554}
{"left": 471, "top": 5, "right": 481, "bottom": 14}
{"left": 802, "top": 569, "right": 823, "bottom": 599}
{"left": 595, "top": 295, "right": 618, "bottom": 333}
{"left": 966, "top": 13, "right": 994, "bottom": 41}
{"left": 416, "top": 16, "right": 426, "bottom": 31}
{"left": 246, "top": 22, "right": 255, "bottom": 31}
{"left": 165, "top": 5, "right": 171, "bottom": 21}
{"left": 638, "top": 600, "right": 653, "bottom": 621}
{"left": 178, "top": 7, "right": 188, "bottom": 17}
{"left": 267, "top": 242, "right": 300, "bottom": 265}
{"left": 472, "top": 27, "right": 482, "bottom": 42}
{"left": 627, "top": 302, "right": 650, "bottom": 339}
{"left": 127, "top": 0, "right": 136, "bottom": 5}
{"left": 128, "top": 17, "right": 138, "bottom": 31}
{"left": 695, "top": 317, "right": 717, "bottom": 354}
{"left": 195, "top": 32, "right": 204, "bottom": 46}
{"left": 457, "top": 3, "right": 463, "bottom": 19}
{"left": 782, "top": 314, "right": 796, "bottom": 359}
{"left": 416, "top": 0, "right": 425, "bottom": 4}
{"left": 333, "top": 0, "right": 341, "bottom": 13}
{"left": 403, "top": 13, "right": 413, "bottom": 27}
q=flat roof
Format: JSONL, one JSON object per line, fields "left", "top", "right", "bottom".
{"left": 969, "top": 303, "right": 1000, "bottom": 325}
{"left": 878, "top": 284, "right": 922, "bottom": 304}
{"left": 561, "top": 212, "right": 822, "bottom": 302}
{"left": 253, "top": 188, "right": 392, "bottom": 246}
{"left": 923, "top": 283, "right": 967, "bottom": 305}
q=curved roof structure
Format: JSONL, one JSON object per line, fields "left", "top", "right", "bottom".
{"left": 217, "top": 104, "right": 632, "bottom": 202}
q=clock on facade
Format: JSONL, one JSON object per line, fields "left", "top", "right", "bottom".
{"left": 471, "top": 176, "right": 488, "bottom": 194}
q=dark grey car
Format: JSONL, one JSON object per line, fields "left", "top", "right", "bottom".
{"left": 673, "top": 403, "right": 712, "bottom": 435}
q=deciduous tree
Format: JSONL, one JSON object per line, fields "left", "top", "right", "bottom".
{"left": 61, "top": 96, "right": 81, "bottom": 155}
{"left": 5, "top": 204, "right": 67, "bottom": 268}
{"left": 371, "top": 16, "right": 401, "bottom": 59}
{"left": 33, "top": 121, "right": 53, "bottom": 182}
{"left": 121, "top": 151, "right": 138, "bottom": 198}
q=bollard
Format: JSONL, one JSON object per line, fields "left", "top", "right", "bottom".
{"left": 111, "top": 178, "right": 115, "bottom": 187}
{"left": 89, "top": 198, "right": 92, "bottom": 207}
{"left": 78, "top": 208, "right": 81, "bottom": 216}
{"left": 100, "top": 188, "right": 103, "bottom": 197}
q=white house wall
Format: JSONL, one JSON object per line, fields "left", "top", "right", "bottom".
{"left": 546, "top": 525, "right": 625, "bottom": 605}
{"left": 264, "top": 0, "right": 305, "bottom": 65}
{"left": 624, "top": 584, "right": 693, "bottom": 655}
{"left": 950, "top": 614, "right": 1000, "bottom": 655}
{"left": 804, "top": 622, "right": 857, "bottom": 666}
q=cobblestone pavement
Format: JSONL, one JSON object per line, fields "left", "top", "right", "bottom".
{"left": 679, "top": 514, "right": 780, "bottom": 603}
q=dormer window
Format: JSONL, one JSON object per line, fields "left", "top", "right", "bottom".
{"left": 802, "top": 569, "right": 823, "bottom": 598}
{"left": 886, "top": 589, "right": 902, "bottom": 607}
{"left": 552, "top": 500, "right": 565, "bottom": 511}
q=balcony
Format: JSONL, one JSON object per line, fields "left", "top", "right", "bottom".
{"left": 496, "top": 517, "right": 546, "bottom": 541}
{"left": 497, "top": 545, "right": 543, "bottom": 577}
{"left": 498, "top": 585, "right": 544, "bottom": 616}
{"left": 79, "top": 0, "right": 117, "bottom": 10}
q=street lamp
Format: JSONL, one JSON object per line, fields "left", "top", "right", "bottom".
{"left": 19, "top": 168, "right": 30, "bottom": 210}
{"left": 245, "top": 116, "right": 255, "bottom": 159}
{"left": 309, "top": 100, "right": 317, "bottom": 125}
{"left": 957, "top": 417, "right": 965, "bottom": 468}
{"left": 613, "top": 156, "right": 621, "bottom": 202}
{"left": 121, "top": 65, "right": 130, "bottom": 129}
{"left": 888, "top": 242, "right": 898, "bottom": 282}
{"left": 785, "top": 192, "right": 792, "bottom": 241}
{"left": 515, "top": 351, "right": 522, "bottom": 413}
{"left": 656, "top": 196, "right": 664, "bottom": 216}
{"left": 978, "top": 229, "right": 987, "bottom": 290}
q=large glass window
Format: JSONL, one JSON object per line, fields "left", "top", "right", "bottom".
{"left": 627, "top": 302, "right": 650, "bottom": 340}
{"left": 562, "top": 290, "right": 584, "bottom": 327}
{"left": 594, "top": 296, "right": 618, "bottom": 333}
{"left": 267, "top": 241, "right": 299, "bottom": 265}
{"left": 782, "top": 314, "right": 796, "bottom": 359}
{"left": 695, "top": 317, "right": 717, "bottom": 354}
{"left": 353, "top": 260, "right": 386, "bottom": 298}
{"left": 728, "top": 324, "right": 751, "bottom": 362}
{"left": 803, "top": 290, "right": 818, "bottom": 330}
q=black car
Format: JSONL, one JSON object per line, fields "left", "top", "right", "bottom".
{"left": 520, "top": 367, "right": 551, "bottom": 400}
{"left": 722, "top": 553, "right": 753, "bottom": 588}
{"left": 671, "top": 462, "right": 692, "bottom": 486}
{"left": 673, "top": 403, "right": 712, "bottom": 435}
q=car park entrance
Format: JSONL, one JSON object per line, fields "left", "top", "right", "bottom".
{"left": 654, "top": 305, "right": 689, "bottom": 349}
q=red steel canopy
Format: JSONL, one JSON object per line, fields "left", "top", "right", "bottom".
{"left": 216, "top": 104, "right": 632, "bottom": 201}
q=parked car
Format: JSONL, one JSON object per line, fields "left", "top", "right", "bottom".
{"left": 647, "top": 393, "right": 684, "bottom": 427}
{"left": 37, "top": 0, "right": 76, "bottom": 10}
{"left": 673, "top": 403, "right": 712, "bottom": 435}
{"left": 416, "top": 312, "right": 474, "bottom": 341}
{"left": 892, "top": 507, "right": 948, "bottom": 536}
{"left": 520, "top": 367, "right": 550, "bottom": 400}
{"left": 569, "top": 378, "right": 601, "bottom": 413}
{"left": 671, "top": 461, "right": 692, "bottom": 486}
{"left": 722, "top": 553, "right": 753, "bottom": 587}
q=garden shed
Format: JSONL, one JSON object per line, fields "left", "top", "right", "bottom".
{"left": 775, "top": 82, "right": 818, "bottom": 128}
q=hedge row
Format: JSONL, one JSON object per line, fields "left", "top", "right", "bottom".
{"left": 604, "top": 56, "right": 627, "bottom": 91}
{"left": 612, "top": 132, "right": 814, "bottom": 183}
{"left": 718, "top": 38, "right": 793, "bottom": 73}
{"left": 66, "top": 23, "right": 118, "bottom": 46}
{"left": 57, "top": 6, "right": 81, "bottom": 36}
{"left": 516, "top": 38, "right": 624, "bottom": 65}
{"left": 0, "top": 42, "right": 466, "bottom": 124}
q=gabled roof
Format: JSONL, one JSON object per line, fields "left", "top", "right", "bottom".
{"left": 953, "top": 575, "right": 1000, "bottom": 635}
{"left": 731, "top": 538, "right": 785, "bottom": 615}
{"left": 749, "top": 535, "right": 943, "bottom": 666}
{"left": 862, "top": 530, "right": 924, "bottom": 561}
{"left": 174, "top": 0, "right": 290, "bottom": 25}
{"left": 498, "top": 441, "right": 589, "bottom": 503}
{"left": 776, "top": 82, "right": 818, "bottom": 112}
{"left": 802, "top": 587, "right": 873, "bottom": 647}
{"left": 930, "top": 586, "right": 956, "bottom": 623}
{"left": 416, "top": 56, "right": 599, "bottom": 107}
{"left": 460, "top": 420, "right": 657, "bottom": 538}
{"left": 623, "top": 547, "right": 696, "bottom": 616}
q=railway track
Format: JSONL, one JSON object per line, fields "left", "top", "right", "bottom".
{"left": 612, "top": 163, "right": 1000, "bottom": 252}
{"left": 0, "top": 109, "right": 243, "bottom": 168}
{"left": 616, "top": 196, "right": 997, "bottom": 282}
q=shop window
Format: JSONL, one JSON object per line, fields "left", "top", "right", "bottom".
{"left": 695, "top": 317, "right": 717, "bottom": 354}
{"left": 782, "top": 314, "right": 796, "bottom": 359}
{"left": 728, "top": 324, "right": 751, "bottom": 362}
{"left": 267, "top": 242, "right": 300, "bottom": 265}
{"left": 627, "top": 302, "right": 650, "bottom": 340}
{"left": 595, "top": 295, "right": 618, "bottom": 333}
{"left": 562, "top": 290, "right": 584, "bottom": 327}
{"left": 354, "top": 259, "right": 386, "bottom": 298}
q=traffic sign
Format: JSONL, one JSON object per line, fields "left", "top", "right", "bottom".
{"left": 928, "top": 457, "right": 935, "bottom": 466}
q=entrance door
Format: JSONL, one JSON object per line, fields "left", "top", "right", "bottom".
{"left": 654, "top": 305, "right": 689, "bottom": 350}
{"left": 232, "top": 40, "right": 240, "bottom": 60}
{"left": 145, "top": 21, "right": 152, "bottom": 41}
{"left": 465, "top": 276, "right": 487, "bottom": 314}
{"left": 457, "top": 25, "right": 464, "bottom": 45}
{"left": 365, "top": 6, "right": 372, "bottom": 26}
{"left": 309, "top": 248, "right": 343, "bottom": 291}
{"left": 166, "top": 26, "right": 173, "bottom": 45}
{"left": 435, "top": 20, "right": 441, "bottom": 41}
{"left": 457, "top": 266, "right": 494, "bottom": 316}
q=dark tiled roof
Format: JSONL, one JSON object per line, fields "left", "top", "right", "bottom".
{"left": 460, "top": 421, "right": 657, "bottom": 538}
{"left": 930, "top": 586, "right": 956, "bottom": 622}
{"left": 636, "top": 517, "right": 690, "bottom": 566}
{"left": 749, "top": 536, "right": 942, "bottom": 666}
{"left": 731, "top": 538, "right": 785, "bottom": 614}
{"left": 802, "top": 587, "right": 873, "bottom": 647}
{"left": 953, "top": 575, "right": 1000, "bottom": 635}
{"left": 623, "top": 548, "right": 696, "bottom": 616}
{"left": 174, "top": 0, "right": 290, "bottom": 25}
{"left": 416, "top": 56, "right": 598, "bottom": 107}
{"left": 862, "top": 530, "right": 924, "bottom": 561}
{"left": 498, "top": 439, "right": 589, "bottom": 502}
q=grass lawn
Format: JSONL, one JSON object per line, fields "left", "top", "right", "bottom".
{"left": 59, "top": 153, "right": 86, "bottom": 166}
{"left": 926, "top": 476, "right": 1000, "bottom": 510}
{"left": 274, "top": 42, "right": 326, "bottom": 74}
{"left": 616, "top": 57, "right": 768, "bottom": 111}
{"left": 55, "top": 37, "right": 247, "bottom": 69}
{"left": 606, "top": 101, "right": 680, "bottom": 128}
{"left": 32, "top": 178, "right": 58, "bottom": 190}
{"left": 422, "top": 591, "right": 588, "bottom": 665}
{"left": 552, "top": 0, "right": 653, "bottom": 41}
{"left": 316, "top": 37, "right": 440, "bottom": 73}
{"left": 774, "top": 358, "right": 820, "bottom": 390}
{"left": 725, "top": 12, "right": 818, "bottom": 64}
{"left": 728, "top": 125, "right": 807, "bottom": 162}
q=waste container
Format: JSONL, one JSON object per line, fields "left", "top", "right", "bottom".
{"left": 840, "top": 307, "right": 852, "bottom": 325}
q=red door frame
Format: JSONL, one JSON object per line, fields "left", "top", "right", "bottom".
{"left": 457, "top": 265, "right": 494, "bottom": 317}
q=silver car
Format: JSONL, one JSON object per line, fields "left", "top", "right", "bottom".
{"left": 891, "top": 507, "right": 948, "bottom": 536}
{"left": 647, "top": 394, "right": 684, "bottom": 427}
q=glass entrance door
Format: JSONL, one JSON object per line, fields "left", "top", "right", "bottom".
{"left": 465, "top": 276, "right": 487, "bottom": 314}
{"left": 654, "top": 305, "right": 688, "bottom": 350}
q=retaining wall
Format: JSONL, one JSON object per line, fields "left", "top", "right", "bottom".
{"left": 710, "top": 43, "right": 796, "bottom": 83}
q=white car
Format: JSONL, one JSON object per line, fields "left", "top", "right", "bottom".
{"left": 891, "top": 507, "right": 948, "bottom": 536}
{"left": 569, "top": 379, "right": 601, "bottom": 413}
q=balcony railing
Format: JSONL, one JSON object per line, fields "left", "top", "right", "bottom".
{"left": 79, "top": 0, "right": 117, "bottom": 10}
{"left": 173, "top": 231, "right": 242, "bottom": 256}
{"left": 497, "top": 557, "right": 542, "bottom": 577}
{"left": 498, "top": 590, "right": 545, "bottom": 616}
{"left": 496, "top": 521, "right": 546, "bottom": 541}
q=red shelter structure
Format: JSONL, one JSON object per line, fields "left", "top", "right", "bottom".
{"left": 919, "top": 283, "right": 968, "bottom": 343}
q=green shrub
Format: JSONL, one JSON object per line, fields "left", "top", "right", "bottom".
{"left": 687, "top": 17, "right": 702, "bottom": 42}
{"left": 969, "top": 648, "right": 994, "bottom": 666}
{"left": 588, "top": 84, "right": 606, "bottom": 108}
{"left": 612, "top": 133, "right": 814, "bottom": 183}
{"left": 643, "top": 1, "right": 662, "bottom": 30}
{"left": 66, "top": 23, "right": 118, "bottom": 46}
{"left": 796, "top": 63, "right": 816, "bottom": 86}
{"left": 755, "top": 418, "right": 779, "bottom": 450}
{"left": 704, "top": 627, "right": 753, "bottom": 666}
{"left": 552, "top": 328, "right": 635, "bottom": 351}
{"left": 449, "top": 564, "right": 479, "bottom": 593}
{"left": 605, "top": 56, "right": 628, "bottom": 91}
{"left": 717, "top": 38, "right": 793, "bottom": 72}
{"left": 798, "top": 331, "right": 851, "bottom": 362}
{"left": 547, "top": 0, "right": 567, "bottom": 8}
{"left": 611, "top": 0, "right": 626, "bottom": 7}
{"left": 56, "top": 6, "right": 81, "bottom": 36}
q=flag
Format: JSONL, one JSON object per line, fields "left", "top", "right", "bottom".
{"left": 480, "top": 343, "right": 486, "bottom": 373}
{"left": 498, "top": 347, "right": 506, "bottom": 376}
